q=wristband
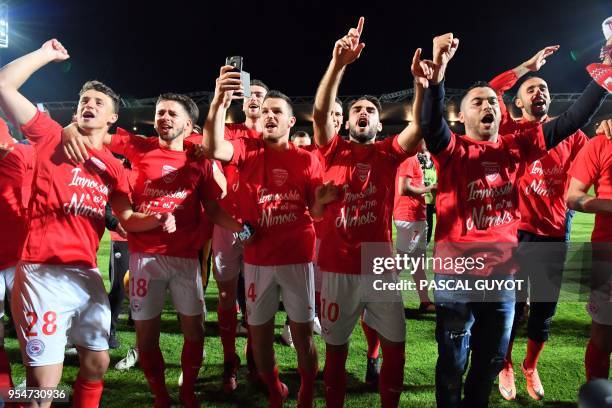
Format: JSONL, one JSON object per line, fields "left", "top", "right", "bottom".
{"left": 236, "top": 221, "right": 254, "bottom": 242}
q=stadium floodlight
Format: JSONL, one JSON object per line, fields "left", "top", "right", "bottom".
{"left": 0, "top": 3, "right": 7, "bottom": 48}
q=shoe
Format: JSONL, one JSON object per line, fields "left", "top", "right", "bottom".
{"left": 365, "top": 356, "right": 381, "bottom": 387}
{"left": 153, "top": 395, "right": 172, "bottom": 408}
{"left": 108, "top": 331, "right": 120, "bottom": 349}
{"left": 223, "top": 353, "right": 240, "bottom": 394}
{"left": 418, "top": 302, "right": 436, "bottom": 313}
{"left": 115, "top": 347, "right": 139, "bottom": 370}
{"left": 521, "top": 361, "right": 544, "bottom": 400}
{"left": 498, "top": 365, "right": 516, "bottom": 401}
{"left": 280, "top": 324, "right": 294, "bottom": 348}
{"left": 313, "top": 316, "right": 322, "bottom": 335}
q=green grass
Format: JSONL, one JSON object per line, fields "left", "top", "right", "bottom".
{"left": 4, "top": 211, "right": 600, "bottom": 407}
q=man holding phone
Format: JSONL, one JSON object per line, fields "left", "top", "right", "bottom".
{"left": 204, "top": 66, "right": 337, "bottom": 407}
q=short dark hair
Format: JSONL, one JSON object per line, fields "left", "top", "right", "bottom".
{"left": 250, "top": 79, "right": 269, "bottom": 93}
{"left": 79, "top": 80, "right": 120, "bottom": 113}
{"left": 335, "top": 97, "right": 343, "bottom": 110}
{"left": 460, "top": 81, "right": 496, "bottom": 110}
{"left": 290, "top": 130, "right": 311, "bottom": 141}
{"left": 263, "top": 90, "right": 294, "bottom": 115}
{"left": 156, "top": 93, "right": 199, "bottom": 123}
{"left": 347, "top": 95, "right": 382, "bottom": 115}
{"left": 515, "top": 75, "right": 546, "bottom": 99}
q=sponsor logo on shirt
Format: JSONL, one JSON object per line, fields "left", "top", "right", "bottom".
{"left": 356, "top": 163, "right": 371, "bottom": 182}
{"left": 481, "top": 161, "right": 500, "bottom": 183}
{"left": 162, "top": 165, "right": 179, "bottom": 184}
{"left": 26, "top": 339, "right": 45, "bottom": 358}
{"left": 272, "top": 168, "right": 288, "bottom": 186}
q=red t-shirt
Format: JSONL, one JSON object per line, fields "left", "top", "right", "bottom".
{"left": 490, "top": 69, "right": 589, "bottom": 236}
{"left": 568, "top": 135, "right": 612, "bottom": 242}
{"left": 393, "top": 156, "right": 426, "bottom": 222}
{"left": 109, "top": 129, "right": 220, "bottom": 259}
{"left": 316, "top": 135, "right": 410, "bottom": 275}
{"left": 517, "top": 130, "right": 587, "bottom": 236}
{"left": 0, "top": 143, "right": 35, "bottom": 270}
{"left": 20, "top": 112, "right": 130, "bottom": 268}
{"left": 432, "top": 126, "right": 547, "bottom": 276}
{"left": 230, "top": 137, "right": 322, "bottom": 266}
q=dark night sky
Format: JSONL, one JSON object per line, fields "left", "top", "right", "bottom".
{"left": 3, "top": 0, "right": 611, "bottom": 103}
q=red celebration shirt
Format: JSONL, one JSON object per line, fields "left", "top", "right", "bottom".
{"left": 393, "top": 155, "right": 426, "bottom": 222}
{"left": 432, "top": 126, "right": 547, "bottom": 276}
{"left": 568, "top": 135, "right": 612, "bottom": 242}
{"left": 316, "top": 135, "right": 410, "bottom": 275}
{"left": 20, "top": 112, "right": 130, "bottom": 267}
{"left": 230, "top": 137, "right": 322, "bottom": 266}
{"left": 109, "top": 129, "right": 220, "bottom": 259}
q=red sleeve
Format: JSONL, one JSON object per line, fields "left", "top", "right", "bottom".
{"left": 229, "top": 137, "right": 247, "bottom": 168}
{"left": 387, "top": 135, "right": 412, "bottom": 164}
{"left": 109, "top": 128, "right": 148, "bottom": 161}
{"left": 408, "top": 157, "right": 421, "bottom": 180}
{"left": 111, "top": 162, "right": 131, "bottom": 197}
{"left": 198, "top": 160, "right": 223, "bottom": 202}
{"left": 19, "top": 111, "right": 62, "bottom": 149}
{"left": 569, "top": 137, "right": 601, "bottom": 186}
{"left": 569, "top": 131, "right": 589, "bottom": 161}
{"left": 0, "top": 117, "right": 11, "bottom": 144}
{"left": 489, "top": 69, "right": 519, "bottom": 132}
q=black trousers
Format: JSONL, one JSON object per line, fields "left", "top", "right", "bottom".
{"left": 108, "top": 240, "right": 129, "bottom": 333}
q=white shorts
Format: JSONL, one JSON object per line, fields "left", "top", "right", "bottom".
{"left": 244, "top": 263, "right": 315, "bottom": 326}
{"left": 320, "top": 271, "right": 406, "bottom": 345}
{"left": 12, "top": 263, "right": 111, "bottom": 366}
{"left": 395, "top": 220, "right": 427, "bottom": 254}
{"left": 129, "top": 252, "right": 205, "bottom": 320}
{"left": 212, "top": 225, "right": 243, "bottom": 282}
{"left": 0, "top": 266, "right": 16, "bottom": 318}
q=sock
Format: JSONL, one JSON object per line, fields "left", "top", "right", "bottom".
{"left": 585, "top": 339, "right": 611, "bottom": 380}
{"left": 72, "top": 376, "right": 103, "bottom": 408}
{"left": 379, "top": 343, "right": 405, "bottom": 408}
{"left": 218, "top": 305, "right": 238, "bottom": 362}
{"left": 0, "top": 346, "right": 13, "bottom": 389}
{"left": 139, "top": 347, "right": 170, "bottom": 402}
{"left": 523, "top": 338, "right": 545, "bottom": 371}
{"left": 246, "top": 327, "right": 256, "bottom": 373}
{"left": 298, "top": 366, "right": 318, "bottom": 408}
{"left": 259, "top": 366, "right": 286, "bottom": 406}
{"left": 324, "top": 348, "right": 348, "bottom": 408}
{"left": 361, "top": 319, "right": 380, "bottom": 359}
{"left": 504, "top": 338, "right": 515, "bottom": 369}
{"left": 180, "top": 339, "right": 204, "bottom": 397}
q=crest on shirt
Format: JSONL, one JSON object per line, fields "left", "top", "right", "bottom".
{"left": 272, "top": 168, "right": 288, "bottom": 187}
{"left": 356, "top": 163, "right": 371, "bottom": 182}
{"left": 481, "top": 161, "right": 500, "bottom": 183}
{"left": 162, "top": 165, "right": 179, "bottom": 184}
{"left": 89, "top": 157, "right": 107, "bottom": 173}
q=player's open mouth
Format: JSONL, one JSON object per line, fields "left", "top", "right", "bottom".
{"left": 82, "top": 111, "right": 95, "bottom": 119}
{"left": 357, "top": 118, "right": 368, "bottom": 127}
{"left": 481, "top": 114, "right": 494, "bottom": 124}
{"left": 248, "top": 103, "right": 259, "bottom": 109}
{"left": 532, "top": 99, "right": 546, "bottom": 107}
{"left": 265, "top": 122, "right": 277, "bottom": 130}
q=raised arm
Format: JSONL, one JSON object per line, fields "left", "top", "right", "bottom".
{"left": 0, "top": 39, "right": 69, "bottom": 126}
{"left": 396, "top": 49, "right": 429, "bottom": 153}
{"left": 312, "top": 17, "right": 365, "bottom": 147}
{"left": 421, "top": 33, "right": 459, "bottom": 155}
{"left": 202, "top": 66, "right": 241, "bottom": 162}
{"left": 110, "top": 192, "right": 176, "bottom": 233}
{"left": 489, "top": 45, "right": 560, "bottom": 118}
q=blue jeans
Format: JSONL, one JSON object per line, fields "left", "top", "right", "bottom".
{"left": 434, "top": 275, "right": 515, "bottom": 408}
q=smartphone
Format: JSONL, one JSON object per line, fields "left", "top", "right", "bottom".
{"left": 225, "top": 56, "right": 251, "bottom": 98}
